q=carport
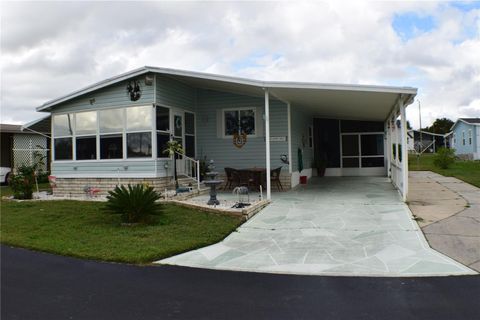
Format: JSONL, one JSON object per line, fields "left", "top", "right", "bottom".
{"left": 266, "top": 83, "right": 416, "bottom": 201}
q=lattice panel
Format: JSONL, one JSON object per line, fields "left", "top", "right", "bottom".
{"left": 12, "top": 134, "right": 49, "bottom": 172}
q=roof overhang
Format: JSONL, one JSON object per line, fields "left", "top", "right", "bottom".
{"left": 37, "top": 66, "right": 417, "bottom": 121}
{"left": 450, "top": 118, "right": 480, "bottom": 131}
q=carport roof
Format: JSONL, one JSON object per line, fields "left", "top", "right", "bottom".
{"left": 37, "top": 66, "right": 417, "bottom": 121}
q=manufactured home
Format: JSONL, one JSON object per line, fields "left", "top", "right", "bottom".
{"left": 36, "top": 67, "right": 416, "bottom": 200}
{"left": 450, "top": 118, "right": 480, "bottom": 160}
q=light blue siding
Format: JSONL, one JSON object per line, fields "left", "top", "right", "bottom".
{"left": 156, "top": 75, "right": 195, "bottom": 111}
{"left": 52, "top": 160, "right": 156, "bottom": 176}
{"left": 196, "top": 89, "right": 289, "bottom": 173}
{"left": 52, "top": 74, "right": 155, "bottom": 113}
{"left": 291, "top": 105, "right": 313, "bottom": 172}
{"left": 452, "top": 122, "right": 477, "bottom": 155}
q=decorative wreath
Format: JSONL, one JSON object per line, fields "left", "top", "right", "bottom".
{"left": 127, "top": 80, "right": 141, "bottom": 101}
{"left": 233, "top": 132, "right": 247, "bottom": 148}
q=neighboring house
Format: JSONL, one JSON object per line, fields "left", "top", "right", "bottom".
{"left": 407, "top": 129, "right": 449, "bottom": 154}
{"left": 449, "top": 118, "right": 480, "bottom": 160}
{"left": 0, "top": 117, "right": 51, "bottom": 173}
{"left": 35, "top": 66, "right": 416, "bottom": 200}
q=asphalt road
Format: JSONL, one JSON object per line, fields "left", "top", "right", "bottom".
{"left": 2, "top": 245, "right": 479, "bottom": 320}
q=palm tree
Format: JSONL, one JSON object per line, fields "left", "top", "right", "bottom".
{"left": 163, "top": 139, "right": 184, "bottom": 189}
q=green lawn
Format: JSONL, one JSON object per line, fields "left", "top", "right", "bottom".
{"left": 0, "top": 200, "right": 242, "bottom": 264}
{"left": 409, "top": 154, "right": 480, "bottom": 188}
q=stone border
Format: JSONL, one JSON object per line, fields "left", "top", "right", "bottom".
{"left": 165, "top": 199, "right": 271, "bottom": 221}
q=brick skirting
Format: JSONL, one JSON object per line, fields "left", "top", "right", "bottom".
{"left": 53, "top": 177, "right": 171, "bottom": 197}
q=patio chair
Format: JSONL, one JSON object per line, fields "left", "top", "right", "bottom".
{"left": 271, "top": 167, "right": 284, "bottom": 191}
{"left": 223, "top": 167, "right": 237, "bottom": 190}
{"left": 237, "top": 170, "right": 255, "bottom": 189}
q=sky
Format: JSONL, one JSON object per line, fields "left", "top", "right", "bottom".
{"left": 1, "top": 1, "right": 479, "bottom": 129}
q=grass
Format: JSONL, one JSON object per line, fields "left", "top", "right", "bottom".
{"left": 409, "top": 154, "right": 480, "bottom": 188}
{"left": 0, "top": 199, "right": 242, "bottom": 264}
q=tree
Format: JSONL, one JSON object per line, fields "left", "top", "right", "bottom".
{"left": 163, "top": 140, "right": 184, "bottom": 189}
{"left": 422, "top": 118, "right": 454, "bottom": 134}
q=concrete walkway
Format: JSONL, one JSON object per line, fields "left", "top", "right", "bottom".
{"left": 409, "top": 171, "right": 480, "bottom": 272}
{"left": 159, "top": 177, "right": 474, "bottom": 276}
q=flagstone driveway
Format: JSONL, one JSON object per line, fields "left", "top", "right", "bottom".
{"left": 159, "top": 177, "right": 475, "bottom": 276}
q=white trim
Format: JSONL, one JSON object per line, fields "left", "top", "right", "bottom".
{"left": 287, "top": 102, "right": 292, "bottom": 174}
{"left": 324, "top": 167, "right": 386, "bottom": 176}
{"left": 265, "top": 90, "right": 271, "bottom": 200}
{"left": 53, "top": 173, "right": 158, "bottom": 179}
{"left": 450, "top": 118, "right": 480, "bottom": 131}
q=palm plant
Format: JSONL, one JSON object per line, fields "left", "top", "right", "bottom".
{"left": 163, "top": 140, "right": 184, "bottom": 189}
{"left": 105, "top": 184, "right": 162, "bottom": 224}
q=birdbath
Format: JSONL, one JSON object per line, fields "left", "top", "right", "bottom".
{"left": 203, "top": 160, "right": 223, "bottom": 205}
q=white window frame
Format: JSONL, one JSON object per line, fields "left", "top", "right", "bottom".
{"left": 462, "top": 130, "right": 466, "bottom": 146}
{"left": 468, "top": 129, "right": 472, "bottom": 145}
{"left": 222, "top": 107, "right": 257, "bottom": 138}
{"left": 308, "top": 126, "right": 314, "bottom": 148}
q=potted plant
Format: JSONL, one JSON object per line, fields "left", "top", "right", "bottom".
{"left": 314, "top": 157, "right": 327, "bottom": 177}
{"left": 163, "top": 140, "right": 184, "bottom": 189}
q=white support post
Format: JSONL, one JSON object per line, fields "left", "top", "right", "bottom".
{"left": 287, "top": 102, "right": 292, "bottom": 174}
{"left": 265, "top": 90, "right": 271, "bottom": 200}
{"left": 385, "top": 119, "right": 391, "bottom": 178}
{"left": 196, "top": 159, "right": 200, "bottom": 191}
{"left": 400, "top": 99, "right": 408, "bottom": 202}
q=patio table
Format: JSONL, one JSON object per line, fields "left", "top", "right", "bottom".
{"left": 240, "top": 168, "right": 266, "bottom": 190}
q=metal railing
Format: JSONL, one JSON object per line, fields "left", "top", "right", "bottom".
{"left": 175, "top": 151, "right": 200, "bottom": 190}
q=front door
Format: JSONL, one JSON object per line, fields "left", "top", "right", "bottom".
{"left": 172, "top": 111, "right": 185, "bottom": 176}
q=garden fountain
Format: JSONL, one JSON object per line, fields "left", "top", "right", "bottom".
{"left": 204, "top": 160, "right": 223, "bottom": 205}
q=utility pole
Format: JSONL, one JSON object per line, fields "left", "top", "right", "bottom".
{"left": 418, "top": 100, "right": 423, "bottom": 152}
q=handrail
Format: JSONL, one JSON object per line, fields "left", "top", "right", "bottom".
{"left": 175, "top": 151, "right": 200, "bottom": 190}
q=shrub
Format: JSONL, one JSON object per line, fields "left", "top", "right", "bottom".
{"left": 433, "top": 147, "right": 456, "bottom": 169}
{"left": 105, "top": 184, "right": 163, "bottom": 224}
{"left": 10, "top": 165, "right": 36, "bottom": 199}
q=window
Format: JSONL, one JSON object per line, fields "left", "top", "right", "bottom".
{"left": 224, "top": 108, "right": 255, "bottom": 136}
{"left": 99, "top": 108, "right": 124, "bottom": 159}
{"left": 127, "top": 132, "right": 152, "bottom": 158}
{"left": 100, "top": 135, "right": 122, "bottom": 159}
{"left": 156, "top": 106, "right": 170, "bottom": 158}
{"left": 463, "top": 131, "right": 466, "bottom": 145}
{"left": 126, "top": 106, "right": 153, "bottom": 158}
{"left": 453, "top": 133, "right": 456, "bottom": 145}
{"left": 341, "top": 133, "right": 385, "bottom": 168}
{"left": 469, "top": 129, "right": 472, "bottom": 145}
{"left": 76, "top": 136, "right": 96, "bottom": 160}
{"left": 75, "top": 111, "right": 97, "bottom": 160}
{"left": 185, "top": 112, "right": 195, "bottom": 158}
{"left": 53, "top": 114, "right": 73, "bottom": 160}
{"left": 127, "top": 106, "right": 152, "bottom": 131}
{"left": 53, "top": 114, "right": 73, "bottom": 136}
{"left": 308, "top": 126, "right": 313, "bottom": 148}
{"left": 54, "top": 138, "right": 72, "bottom": 160}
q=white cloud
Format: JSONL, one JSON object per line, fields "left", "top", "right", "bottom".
{"left": 0, "top": 1, "right": 479, "bottom": 128}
